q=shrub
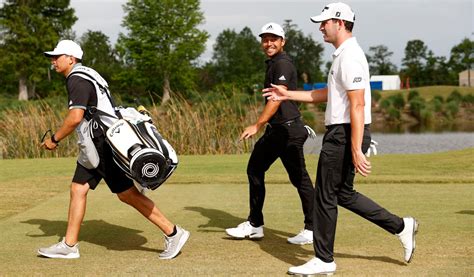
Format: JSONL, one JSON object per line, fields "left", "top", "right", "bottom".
{"left": 409, "top": 97, "right": 426, "bottom": 119}
{"left": 461, "top": 93, "right": 474, "bottom": 104}
{"left": 386, "top": 106, "right": 401, "bottom": 121}
{"left": 430, "top": 98, "right": 443, "bottom": 113}
{"left": 301, "top": 110, "right": 316, "bottom": 127}
{"left": 317, "top": 103, "right": 327, "bottom": 112}
{"left": 379, "top": 98, "right": 391, "bottom": 110}
{"left": 447, "top": 90, "right": 463, "bottom": 103}
{"left": 433, "top": 95, "right": 444, "bottom": 103}
{"left": 407, "top": 90, "right": 420, "bottom": 102}
{"left": 445, "top": 100, "right": 460, "bottom": 119}
{"left": 420, "top": 107, "right": 434, "bottom": 124}
{"left": 388, "top": 93, "right": 405, "bottom": 109}
{"left": 371, "top": 90, "right": 382, "bottom": 103}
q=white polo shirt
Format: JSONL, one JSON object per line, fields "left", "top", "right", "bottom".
{"left": 325, "top": 37, "right": 372, "bottom": 126}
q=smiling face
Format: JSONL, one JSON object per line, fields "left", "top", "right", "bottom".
{"left": 260, "top": 33, "right": 285, "bottom": 58}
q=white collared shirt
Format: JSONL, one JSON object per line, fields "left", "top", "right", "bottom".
{"left": 325, "top": 37, "right": 372, "bottom": 126}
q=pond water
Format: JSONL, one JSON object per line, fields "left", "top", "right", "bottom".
{"left": 304, "top": 132, "right": 474, "bottom": 154}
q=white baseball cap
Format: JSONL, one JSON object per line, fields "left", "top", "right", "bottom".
{"left": 44, "top": 40, "right": 83, "bottom": 59}
{"left": 310, "top": 2, "right": 355, "bottom": 23}
{"left": 258, "top": 22, "right": 285, "bottom": 39}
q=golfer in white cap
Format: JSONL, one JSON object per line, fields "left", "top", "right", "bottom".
{"left": 226, "top": 22, "right": 315, "bottom": 246}
{"left": 263, "top": 3, "right": 418, "bottom": 275}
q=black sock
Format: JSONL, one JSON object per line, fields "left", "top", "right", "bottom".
{"left": 65, "top": 242, "right": 75, "bottom": 248}
{"left": 168, "top": 225, "right": 177, "bottom": 237}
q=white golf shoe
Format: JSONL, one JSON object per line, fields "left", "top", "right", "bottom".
{"left": 287, "top": 229, "right": 313, "bottom": 245}
{"left": 288, "top": 257, "right": 336, "bottom": 275}
{"left": 225, "top": 221, "right": 264, "bottom": 239}
{"left": 397, "top": 217, "right": 419, "bottom": 263}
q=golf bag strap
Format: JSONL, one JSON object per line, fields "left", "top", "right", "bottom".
{"left": 137, "top": 122, "right": 169, "bottom": 159}
{"left": 67, "top": 71, "right": 123, "bottom": 120}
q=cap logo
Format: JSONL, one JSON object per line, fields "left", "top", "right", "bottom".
{"left": 335, "top": 12, "right": 341, "bottom": 17}
{"left": 322, "top": 6, "right": 329, "bottom": 12}
{"left": 266, "top": 25, "right": 273, "bottom": 30}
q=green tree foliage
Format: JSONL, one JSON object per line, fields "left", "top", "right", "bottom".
{"left": 449, "top": 38, "right": 473, "bottom": 86}
{"left": 401, "top": 39, "right": 427, "bottom": 87}
{"left": 0, "top": 0, "right": 77, "bottom": 100}
{"left": 283, "top": 19, "right": 325, "bottom": 85}
{"left": 79, "top": 30, "right": 118, "bottom": 83}
{"left": 424, "top": 50, "right": 452, "bottom": 85}
{"left": 207, "top": 27, "right": 264, "bottom": 90}
{"left": 366, "top": 45, "right": 397, "bottom": 75}
{"left": 401, "top": 39, "right": 470, "bottom": 87}
{"left": 116, "top": 0, "right": 209, "bottom": 103}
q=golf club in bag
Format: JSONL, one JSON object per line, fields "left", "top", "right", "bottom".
{"left": 68, "top": 66, "right": 178, "bottom": 190}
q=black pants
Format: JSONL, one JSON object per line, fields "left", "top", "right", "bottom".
{"left": 313, "top": 124, "right": 404, "bottom": 262}
{"left": 247, "top": 120, "right": 314, "bottom": 230}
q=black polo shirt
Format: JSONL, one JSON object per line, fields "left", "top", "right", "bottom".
{"left": 66, "top": 76, "right": 97, "bottom": 121}
{"left": 264, "top": 52, "right": 300, "bottom": 125}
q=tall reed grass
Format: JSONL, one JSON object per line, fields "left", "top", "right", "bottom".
{"left": 0, "top": 93, "right": 262, "bottom": 159}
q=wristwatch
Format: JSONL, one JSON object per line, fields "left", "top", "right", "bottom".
{"left": 51, "top": 133, "right": 60, "bottom": 144}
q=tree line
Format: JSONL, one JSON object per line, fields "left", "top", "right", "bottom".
{"left": 0, "top": 0, "right": 472, "bottom": 103}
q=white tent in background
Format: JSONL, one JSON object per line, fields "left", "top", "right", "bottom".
{"left": 370, "top": 75, "right": 401, "bottom": 90}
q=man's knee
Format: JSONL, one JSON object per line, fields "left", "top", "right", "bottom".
{"left": 117, "top": 186, "right": 139, "bottom": 204}
{"left": 337, "top": 190, "right": 358, "bottom": 207}
{"left": 70, "top": 182, "right": 89, "bottom": 197}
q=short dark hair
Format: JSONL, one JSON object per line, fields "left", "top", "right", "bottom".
{"left": 344, "top": 21, "right": 354, "bottom": 32}
{"left": 331, "top": 19, "right": 354, "bottom": 32}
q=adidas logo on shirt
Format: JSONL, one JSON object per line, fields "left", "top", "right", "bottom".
{"left": 278, "top": 75, "right": 286, "bottom": 81}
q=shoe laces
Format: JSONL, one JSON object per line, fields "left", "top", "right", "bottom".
{"left": 162, "top": 235, "right": 175, "bottom": 253}
{"left": 237, "top": 221, "right": 252, "bottom": 230}
{"left": 298, "top": 229, "right": 311, "bottom": 236}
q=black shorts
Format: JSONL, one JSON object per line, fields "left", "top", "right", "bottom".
{"left": 72, "top": 135, "right": 134, "bottom": 194}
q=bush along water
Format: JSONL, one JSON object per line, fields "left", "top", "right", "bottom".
{"left": 376, "top": 89, "right": 474, "bottom": 124}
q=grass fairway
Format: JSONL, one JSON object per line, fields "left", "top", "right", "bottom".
{"left": 0, "top": 149, "right": 473, "bottom": 276}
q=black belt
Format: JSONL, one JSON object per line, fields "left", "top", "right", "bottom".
{"left": 325, "top": 123, "right": 371, "bottom": 130}
{"left": 268, "top": 118, "right": 301, "bottom": 128}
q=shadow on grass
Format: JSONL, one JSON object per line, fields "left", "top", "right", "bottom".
{"left": 21, "top": 219, "right": 159, "bottom": 253}
{"left": 456, "top": 210, "right": 474, "bottom": 215}
{"left": 185, "top": 206, "right": 407, "bottom": 267}
{"left": 334, "top": 253, "right": 405, "bottom": 266}
{"left": 185, "top": 206, "right": 313, "bottom": 265}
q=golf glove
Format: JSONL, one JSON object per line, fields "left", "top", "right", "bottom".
{"left": 365, "top": 139, "right": 378, "bottom": 157}
{"left": 304, "top": 125, "right": 316, "bottom": 139}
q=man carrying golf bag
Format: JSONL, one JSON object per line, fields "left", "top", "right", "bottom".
{"left": 39, "top": 40, "right": 189, "bottom": 260}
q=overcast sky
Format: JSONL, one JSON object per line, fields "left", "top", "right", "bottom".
{"left": 61, "top": 0, "right": 474, "bottom": 67}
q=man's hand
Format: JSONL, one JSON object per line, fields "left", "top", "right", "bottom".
{"left": 240, "top": 124, "right": 259, "bottom": 140}
{"left": 352, "top": 150, "right": 371, "bottom": 177}
{"left": 262, "top": 84, "right": 290, "bottom": 101}
{"left": 41, "top": 138, "right": 58, "bottom": 151}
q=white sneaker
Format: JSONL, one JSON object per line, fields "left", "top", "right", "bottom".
{"left": 37, "top": 237, "right": 80, "bottom": 259}
{"left": 397, "top": 217, "right": 419, "bottom": 263}
{"left": 159, "top": 225, "right": 190, "bottom": 260}
{"left": 288, "top": 257, "right": 336, "bottom": 275}
{"left": 287, "top": 229, "right": 313, "bottom": 245}
{"left": 225, "top": 221, "right": 264, "bottom": 239}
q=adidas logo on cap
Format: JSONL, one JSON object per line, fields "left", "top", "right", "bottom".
{"left": 258, "top": 22, "right": 285, "bottom": 39}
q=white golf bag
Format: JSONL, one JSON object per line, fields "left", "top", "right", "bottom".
{"left": 69, "top": 66, "right": 178, "bottom": 190}
{"left": 105, "top": 115, "right": 178, "bottom": 190}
